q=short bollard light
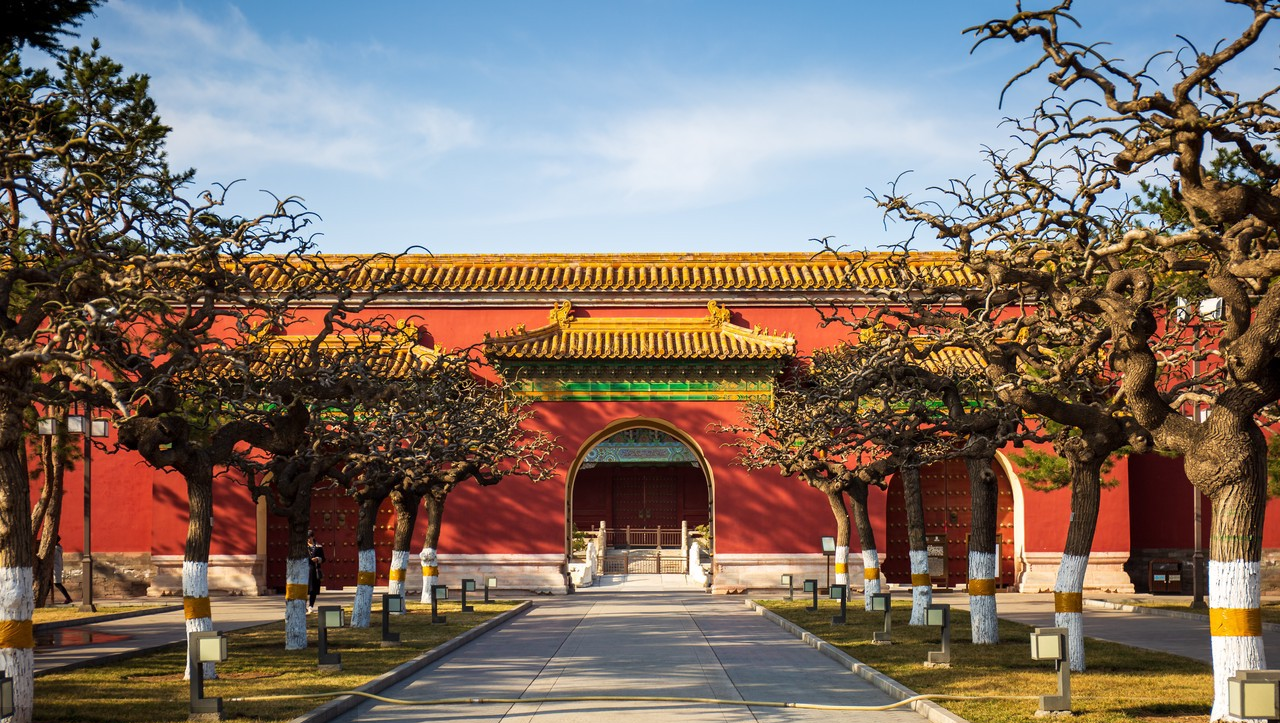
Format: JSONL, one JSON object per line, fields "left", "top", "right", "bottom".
{"left": 188, "top": 630, "right": 227, "bottom": 720}
{"left": 1229, "top": 670, "right": 1280, "bottom": 721}
{"left": 829, "top": 583, "right": 848, "bottom": 624}
{"left": 381, "top": 593, "right": 404, "bottom": 646}
{"left": 317, "top": 605, "right": 344, "bottom": 671}
{"left": 870, "top": 592, "right": 892, "bottom": 644}
{"left": 484, "top": 576, "right": 498, "bottom": 603}
{"left": 781, "top": 573, "right": 794, "bottom": 601}
{"left": 1030, "top": 626, "right": 1070, "bottom": 714}
{"left": 431, "top": 584, "right": 449, "bottom": 624}
{"left": 461, "top": 578, "right": 477, "bottom": 612}
{"left": 926, "top": 603, "right": 951, "bottom": 666}
{"left": 803, "top": 578, "right": 818, "bottom": 611}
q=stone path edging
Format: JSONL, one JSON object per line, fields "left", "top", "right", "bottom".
{"left": 35, "top": 604, "right": 183, "bottom": 632}
{"left": 286, "top": 601, "right": 533, "bottom": 723}
{"left": 1084, "top": 598, "right": 1280, "bottom": 632}
{"left": 745, "top": 600, "right": 968, "bottom": 723}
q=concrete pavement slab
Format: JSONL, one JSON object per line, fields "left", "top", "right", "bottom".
{"left": 326, "top": 590, "right": 927, "bottom": 723}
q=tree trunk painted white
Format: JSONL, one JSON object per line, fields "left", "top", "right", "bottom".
{"left": 1209, "top": 559, "right": 1265, "bottom": 722}
{"left": 285, "top": 558, "right": 308, "bottom": 650}
{"left": 388, "top": 550, "right": 408, "bottom": 598}
{"left": 419, "top": 547, "right": 438, "bottom": 604}
{"left": 862, "top": 548, "right": 881, "bottom": 611}
{"left": 0, "top": 567, "right": 34, "bottom": 723}
{"left": 909, "top": 548, "right": 931, "bottom": 625}
{"left": 1053, "top": 552, "right": 1088, "bottom": 672}
{"left": 968, "top": 550, "right": 998, "bottom": 644}
{"left": 834, "top": 545, "right": 849, "bottom": 587}
{"left": 182, "top": 560, "right": 215, "bottom": 680}
{"left": 350, "top": 548, "right": 375, "bottom": 628}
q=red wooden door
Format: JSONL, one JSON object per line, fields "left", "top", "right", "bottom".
{"left": 884, "top": 459, "right": 1015, "bottom": 588}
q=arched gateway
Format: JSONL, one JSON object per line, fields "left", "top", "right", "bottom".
{"left": 566, "top": 422, "right": 712, "bottom": 576}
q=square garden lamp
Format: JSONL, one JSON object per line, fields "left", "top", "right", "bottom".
{"left": 484, "top": 577, "right": 497, "bottom": 603}
{"left": 318, "top": 605, "right": 344, "bottom": 670}
{"left": 188, "top": 630, "right": 227, "bottom": 720}
{"left": 1030, "top": 626, "right": 1070, "bottom": 713}
{"left": 871, "top": 592, "right": 892, "bottom": 644}
{"left": 821, "top": 536, "right": 835, "bottom": 589}
{"left": 926, "top": 604, "right": 951, "bottom": 665}
{"left": 431, "top": 584, "right": 449, "bottom": 624}
{"left": 1229, "top": 670, "right": 1280, "bottom": 721}
{"left": 461, "top": 578, "right": 477, "bottom": 612}
{"left": 829, "top": 583, "right": 847, "bottom": 624}
{"left": 381, "top": 593, "right": 404, "bottom": 646}
{"left": 803, "top": 579, "right": 819, "bottom": 612}
{"left": 780, "top": 573, "right": 794, "bottom": 601}
{"left": 40, "top": 412, "right": 110, "bottom": 613}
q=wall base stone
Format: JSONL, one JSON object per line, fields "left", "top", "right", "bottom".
{"left": 148, "top": 554, "right": 266, "bottom": 597}
{"left": 1017, "top": 551, "right": 1135, "bottom": 593}
{"left": 712, "top": 553, "right": 858, "bottom": 595}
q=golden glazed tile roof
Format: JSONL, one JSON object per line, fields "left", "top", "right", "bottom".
{"left": 256, "top": 323, "right": 439, "bottom": 379}
{"left": 484, "top": 301, "right": 797, "bottom": 362}
{"left": 248, "top": 252, "right": 973, "bottom": 295}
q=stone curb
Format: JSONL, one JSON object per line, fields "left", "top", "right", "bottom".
{"left": 1084, "top": 598, "right": 1280, "bottom": 632}
{"left": 745, "top": 600, "right": 968, "bottom": 723}
{"left": 35, "top": 604, "right": 183, "bottom": 632}
{"left": 285, "top": 600, "right": 534, "bottom": 723}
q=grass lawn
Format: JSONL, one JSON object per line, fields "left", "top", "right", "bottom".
{"left": 33, "top": 605, "right": 176, "bottom": 625}
{"left": 35, "top": 600, "right": 518, "bottom": 723}
{"left": 759, "top": 600, "right": 1213, "bottom": 723}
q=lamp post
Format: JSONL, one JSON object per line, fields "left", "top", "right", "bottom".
{"left": 317, "top": 605, "right": 344, "bottom": 671}
{"left": 780, "top": 573, "right": 794, "bottom": 601}
{"left": 461, "top": 579, "right": 476, "bottom": 612}
{"left": 871, "top": 592, "right": 892, "bottom": 644}
{"left": 1030, "top": 626, "right": 1071, "bottom": 714}
{"left": 803, "top": 579, "right": 818, "bottom": 612}
{"left": 1228, "top": 670, "right": 1280, "bottom": 721}
{"left": 484, "top": 576, "right": 497, "bottom": 604}
{"left": 829, "top": 583, "right": 847, "bottom": 624}
{"left": 926, "top": 604, "right": 951, "bottom": 666}
{"left": 381, "top": 593, "right": 404, "bottom": 646}
{"left": 38, "top": 411, "right": 109, "bottom": 613}
{"left": 188, "top": 630, "right": 228, "bottom": 721}
{"left": 821, "top": 536, "right": 835, "bottom": 591}
{"left": 431, "top": 584, "right": 449, "bottom": 624}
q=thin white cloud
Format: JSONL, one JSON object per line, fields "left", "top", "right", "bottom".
{"left": 101, "top": 1, "right": 477, "bottom": 178}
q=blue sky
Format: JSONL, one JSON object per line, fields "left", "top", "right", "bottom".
{"left": 54, "top": 1, "right": 1278, "bottom": 255}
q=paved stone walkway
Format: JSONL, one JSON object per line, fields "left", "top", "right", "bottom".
{"left": 327, "top": 576, "right": 924, "bottom": 722}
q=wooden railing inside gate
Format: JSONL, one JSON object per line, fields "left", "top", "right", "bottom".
{"left": 606, "top": 526, "right": 685, "bottom": 549}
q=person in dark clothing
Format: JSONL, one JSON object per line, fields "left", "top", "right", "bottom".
{"left": 52, "top": 537, "right": 72, "bottom": 604}
{"left": 306, "top": 531, "right": 324, "bottom": 612}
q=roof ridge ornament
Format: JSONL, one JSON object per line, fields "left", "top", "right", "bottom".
{"left": 706, "top": 300, "right": 731, "bottom": 326}
{"left": 550, "top": 300, "right": 574, "bottom": 325}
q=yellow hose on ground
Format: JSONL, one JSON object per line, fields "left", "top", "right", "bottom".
{"left": 229, "top": 689, "right": 1036, "bottom": 711}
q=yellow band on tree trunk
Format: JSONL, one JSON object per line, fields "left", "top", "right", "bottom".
{"left": 834, "top": 563, "right": 848, "bottom": 574}
{"left": 425, "top": 566, "right": 440, "bottom": 577}
{"left": 388, "top": 569, "right": 405, "bottom": 581}
{"left": 911, "top": 573, "right": 932, "bottom": 588}
{"left": 863, "top": 567, "right": 879, "bottom": 580}
{"left": 1054, "top": 591, "right": 1083, "bottom": 613}
{"left": 285, "top": 583, "right": 309, "bottom": 601}
{"left": 356, "top": 571, "right": 376, "bottom": 587}
{"left": 0, "top": 620, "right": 34, "bottom": 649}
{"left": 183, "top": 596, "right": 212, "bottom": 620}
{"left": 968, "top": 578, "right": 997, "bottom": 596}
{"left": 1211, "top": 607, "right": 1262, "bottom": 637}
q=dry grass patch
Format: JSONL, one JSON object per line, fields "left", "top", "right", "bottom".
{"left": 1110, "top": 599, "right": 1280, "bottom": 626}
{"left": 35, "top": 600, "right": 517, "bottom": 723}
{"left": 760, "top": 600, "right": 1212, "bottom": 723}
